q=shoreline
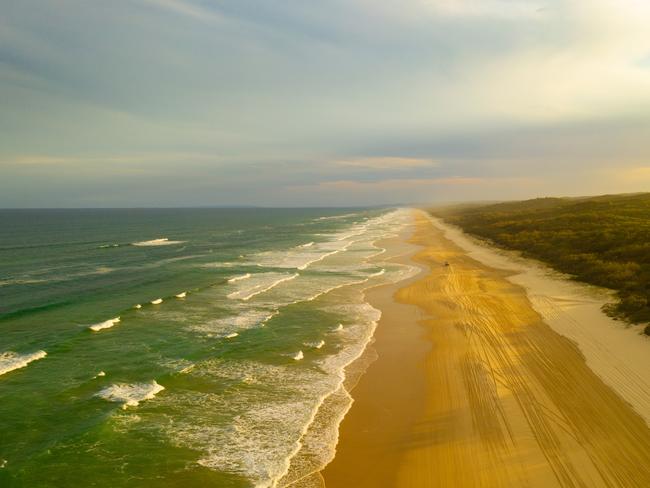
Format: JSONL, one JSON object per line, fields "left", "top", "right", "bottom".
{"left": 319, "top": 219, "right": 430, "bottom": 487}
{"left": 320, "top": 208, "right": 650, "bottom": 487}
{"left": 278, "top": 212, "right": 422, "bottom": 488}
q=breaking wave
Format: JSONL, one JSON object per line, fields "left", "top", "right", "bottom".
{"left": 0, "top": 351, "right": 47, "bottom": 377}
{"left": 96, "top": 381, "right": 165, "bottom": 409}
{"left": 132, "top": 238, "right": 185, "bottom": 247}
{"left": 89, "top": 317, "right": 121, "bottom": 332}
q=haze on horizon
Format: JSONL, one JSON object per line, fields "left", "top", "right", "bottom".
{"left": 1, "top": 0, "right": 649, "bottom": 208}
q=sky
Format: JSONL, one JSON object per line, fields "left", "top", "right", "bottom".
{"left": 1, "top": 0, "right": 649, "bottom": 207}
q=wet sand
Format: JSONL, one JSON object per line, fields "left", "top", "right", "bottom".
{"left": 321, "top": 209, "right": 650, "bottom": 487}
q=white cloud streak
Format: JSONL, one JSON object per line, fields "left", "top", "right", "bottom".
{"left": 333, "top": 157, "right": 438, "bottom": 169}
{"left": 421, "top": 0, "right": 544, "bottom": 19}
{"left": 140, "top": 0, "right": 222, "bottom": 22}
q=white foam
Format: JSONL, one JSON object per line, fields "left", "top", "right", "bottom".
{"left": 227, "top": 273, "right": 299, "bottom": 301}
{"left": 255, "top": 239, "right": 354, "bottom": 271}
{"left": 0, "top": 351, "right": 47, "bottom": 376}
{"left": 145, "top": 208, "right": 416, "bottom": 486}
{"left": 95, "top": 371, "right": 106, "bottom": 378}
{"left": 0, "top": 278, "right": 48, "bottom": 287}
{"left": 191, "top": 309, "right": 278, "bottom": 335}
{"left": 96, "top": 380, "right": 165, "bottom": 409}
{"left": 132, "top": 238, "right": 184, "bottom": 246}
{"left": 134, "top": 304, "right": 142, "bottom": 309}
{"left": 228, "top": 273, "right": 251, "bottom": 283}
{"left": 175, "top": 292, "right": 187, "bottom": 298}
{"left": 225, "top": 333, "right": 239, "bottom": 339}
{"left": 305, "top": 340, "right": 325, "bottom": 349}
{"left": 315, "top": 213, "right": 358, "bottom": 221}
{"left": 260, "top": 311, "right": 279, "bottom": 326}
{"left": 151, "top": 298, "right": 163, "bottom": 305}
{"left": 297, "top": 244, "right": 353, "bottom": 271}
{"left": 157, "top": 293, "right": 388, "bottom": 487}
{"left": 335, "top": 323, "right": 344, "bottom": 332}
{"left": 89, "top": 317, "right": 120, "bottom": 332}
{"left": 299, "top": 241, "right": 314, "bottom": 248}
{"left": 201, "top": 262, "right": 238, "bottom": 268}
{"left": 292, "top": 351, "right": 304, "bottom": 361}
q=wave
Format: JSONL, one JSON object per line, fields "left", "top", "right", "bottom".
{"left": 225, "top": 333, "right": 239, "bottom": 339}
{"left": 248, "top": 213, "right": 397, "bottom": 273}
{"left": 180, "top": 364, "right": 195, "bottom": 374}
{"left": 175, "top": 292, "right": 187, "bottom": 298}
{"left": 297, "top": 244, "right": 353, "bottom": 271}
{"left": 89, "top": 317, "right": 120, "bottom": 332}
{"left": 134, "top": 304, "right": 142, "bottom": 309}
{"left": 228, "top": 273, "right": 251, "bottom": 283}
{"left": 0, "top": 278, "right": 48, "bottom": 287}
{"left": 132, "top": 238, "right": 185, "bottom": 247}
{"left": 315, "top": 213, "right": 359, "bottom": 221}
{"left": 292, "top": 351, "right": 304, "bottom": 361}
{"left": 161, "top": 360, "right": 339, "bottom": 486}
{"left": 274, "top": 300, "right": 383, "bottom": 485}
{"left": 0, "top": 266, "right": 116, "bottom": 289}
{"left": 200, "top": 262, "right": 238, "bottom": 268}
{"left": 190, "top": 309, "right": 278, "bottom": 336}
{"left": 262, "top": 310, "right": 279, "bottom": 325}
{"left": 291, "top": 267, "right": 389, "bottom": 306}
{"left": 87, "top": 208, "right": 411, "bottom": 485}
{"left": 99, "top": 243, "right": 120, "bottom": 249}
{"left": 254, "top": 239, "right": 354, "bottom": 271}
{"left": 151, "top": 298, "right": 163, "bottom": 305}
{"left": 0, "top": 351, "right": 47, "bottom": 377}
{"left": 154, "top": 262, "right": 396, "bottom": 487}
{"left": 227, "top": 273, "right": 299, "bottom": 301}
{"left": 96, "top": 380, "right": 165, "bottom": 409}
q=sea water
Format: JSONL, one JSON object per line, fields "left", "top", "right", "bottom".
{"left": 0, "top": 207, "right": 416, "bottom": 487}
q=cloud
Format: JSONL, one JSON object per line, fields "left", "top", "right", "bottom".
{"left": 279, "top": 175, "right": 540, "bottom": 206}
{"left": 333, "top": 156, "right": 438, "bottom": 170}
{"left": 421, "top": 0, "right": 544, "bottom": 19}
{"left": 141, "top": 0, "right": 222, "bottom": 22}
{"left": 1, "top": 153, "right": 219, "bottom": 166}
{"left": 290, "top": 176, "right": 531, "bottom": 191}
{"left": 1, "top": 0, "right": 650, "bottom": 206}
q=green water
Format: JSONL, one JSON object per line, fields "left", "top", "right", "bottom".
{"left": 0, "top": 207, "right": 414, "bottom": 487}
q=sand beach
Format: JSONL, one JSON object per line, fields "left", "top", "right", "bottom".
{"left": 321, "top": 209, "right": 650, "bottom": 487}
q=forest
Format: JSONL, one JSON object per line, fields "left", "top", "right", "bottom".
{"left": 432, "top": 193, "right": 650, "bottom": 333}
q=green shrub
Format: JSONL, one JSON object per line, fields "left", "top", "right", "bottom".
{"left": 433, "top": 193, "right": 650, "bottom": 325}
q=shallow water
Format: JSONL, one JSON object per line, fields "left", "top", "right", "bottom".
{"left": 0, "top": 207, "right": 416, "bottom": 487}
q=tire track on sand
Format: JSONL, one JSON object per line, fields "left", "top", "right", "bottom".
{"left": 391, "top": 210, "right": 650, "bottom": 488}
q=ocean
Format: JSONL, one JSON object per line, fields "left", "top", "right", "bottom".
{"left": 0, "top": 207, "right": 415, "bottom": 487}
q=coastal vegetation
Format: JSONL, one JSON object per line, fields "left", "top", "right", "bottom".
{"left": 432, "top": 193, "right": 650, "bottom": 331}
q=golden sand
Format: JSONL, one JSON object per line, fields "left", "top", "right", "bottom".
{"left": 321, "top": 210, "right": 650, "bottom": 487}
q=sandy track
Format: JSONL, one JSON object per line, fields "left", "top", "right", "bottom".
{"left": 390, "top": 211, "right": 650, "bottom": 487}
